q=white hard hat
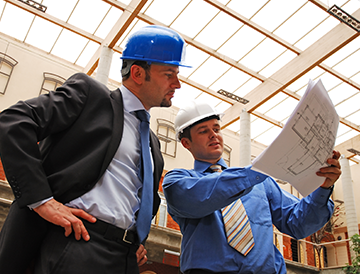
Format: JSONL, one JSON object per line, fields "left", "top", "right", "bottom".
{"left": 175, "top": 101, "right": 224, "bottom": 141}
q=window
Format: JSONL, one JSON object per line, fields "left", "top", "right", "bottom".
{"left": 0, "top": 53, "right": 18, "bottom": 95}
{"left": 39, "top": 72, "right": 66, "bottom": 95}
{"left": 291, "top": 238, "right": 299, "bottom": 262}
{"left": 156, "top": 119, "right": 177, "bottom": 158}
{"left": 223, "top": 144, "right": 232, "bottom": 166}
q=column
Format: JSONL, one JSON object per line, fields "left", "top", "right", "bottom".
{"left": 239, "top": 108, "right": 251, "bottom": 167}
{"left": 340, "top": 156, "right": 358, "bottom": 258}
{"left": 95, "top": 45, "right": 114, "bottom": 85}
{"left": 340, "top": 156, "right": 358, "bottom": 237}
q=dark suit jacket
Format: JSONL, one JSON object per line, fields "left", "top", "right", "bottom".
{"left": 0, "top": 73, "right": 164, "bottom": 273}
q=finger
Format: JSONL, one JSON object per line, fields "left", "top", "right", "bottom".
{"left": 72, "top": 209, "right": 96, "bottom": 223}
{"left": 136, "top": 244, "right": 147, "bottom": 263}
{"left": 319, "top": 164, "right": 341, "bottom": 174}
{"left": 327, "top": 158, "right": 340, "bottom": 168}
{"left": 332, "top": 150, "right": 341, "bottom": 160}
{"left": 71, "top": 218, "right": 83, "bottom": 241}
{"left": 316, "top": 171, "right": 338, "bottom": 180}
{"left": 137, "top": 244, "right": 145, "bottom": 254}
{"left": 63, "top": 220, "right": 73, "bottom": 237}
{"left": 137, "top": 255, "right": 147, "bottom": 267}
{"left": 66, "top": 214, "right": 90, "bottom": 241}
{"left": 328, "top": 150, "right": 341, "bottom": 167}
{"left": 69, "top": 209, "right": 94, "bottom": 241}
{"left": 317, "top": 167, "right": 341, "bottom": 188}
{"left": 136, "top": 244, "right": 145, "bottom": 260}
{"left": 80, "top": 222, "right": 91, "bottom": 241}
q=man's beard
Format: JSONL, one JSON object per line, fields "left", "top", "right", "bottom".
{"left": 160, "top": 98, "right": 172, "bottom": 108}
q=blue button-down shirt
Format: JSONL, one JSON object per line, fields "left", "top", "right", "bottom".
{"left": 163, "top": 158, "right": 334, "bottom": 273}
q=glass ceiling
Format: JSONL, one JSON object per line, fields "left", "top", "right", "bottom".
{"left": 1, "top": 0, "right": 360, "bottom": 163}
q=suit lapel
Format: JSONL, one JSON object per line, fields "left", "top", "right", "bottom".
{"left": 150, "top": 130, "right": 164, "bottom": 185}
{"left": 98, "top": 88, "right": 124, "bottom": 177}
{"left": 149, "top": 130, "right": 164, "bottom": 214}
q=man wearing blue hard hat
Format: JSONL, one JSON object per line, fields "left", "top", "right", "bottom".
{"left": 0, "top": 25, "right": 189, "bottom": 274}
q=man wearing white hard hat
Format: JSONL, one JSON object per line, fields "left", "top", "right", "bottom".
{"left": 0, "top": 25, "right": 189, "bottom": 274}
{"left": 163, "top": 101, "right": 341, "bottom": 274}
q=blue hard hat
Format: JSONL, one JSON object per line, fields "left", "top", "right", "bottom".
{"left": 121, "top": 25, "right": 190, "bottom": 67}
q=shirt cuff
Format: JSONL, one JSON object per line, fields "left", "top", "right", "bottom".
{"left": 311, "top": 186, "right": 333, "bottom": 205}
{"left": 27, "top": 196, "right": 54, "bottom": 210}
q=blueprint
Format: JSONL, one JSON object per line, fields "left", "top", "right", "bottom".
{"left": 252, "top": 79, "right": 339, "bottom": 197}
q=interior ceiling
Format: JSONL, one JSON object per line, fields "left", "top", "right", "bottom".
{"left": 1, "top": 0, "right": 360, "bottom": 163}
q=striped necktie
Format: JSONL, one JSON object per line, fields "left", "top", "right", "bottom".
{"left": 209, "top": 164, "right": 255, "bottom": 256}
{"left": 135, "top": 110, "right": 153, "bottom": 243}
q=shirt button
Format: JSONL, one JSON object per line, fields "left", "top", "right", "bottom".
{"left": 256, "top": 176, "right": 260, "bottom": 180}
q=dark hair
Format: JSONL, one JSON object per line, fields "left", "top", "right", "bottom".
{"left": 121, "top": 60, "right": 151, "bottom": 81}
{"left": 179, "top": 115, "right": 220, "bottom": 141}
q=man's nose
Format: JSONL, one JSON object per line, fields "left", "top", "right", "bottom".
{"left": 172, "top": 76, "right": 181, "bottom": 89}
{"left": 209, "top": 130, "right": 217, "bottom": 138}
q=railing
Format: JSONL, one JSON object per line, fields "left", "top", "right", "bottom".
{"left": 155, "top": 216, "right": 353, "bottom": 270}
{"left": 274, "top": 230, "right": 351, "bottom": 269}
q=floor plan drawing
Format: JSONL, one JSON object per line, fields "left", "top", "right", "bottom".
{"left": 252, "top": 79, "right": 339, "bottom": 197}
{"left": 277, "top": 95, "right": 337, "bottom": 177}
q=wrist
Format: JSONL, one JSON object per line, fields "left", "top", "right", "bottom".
{"left": 320, "top": 185, "right": 334, "bottom": 191}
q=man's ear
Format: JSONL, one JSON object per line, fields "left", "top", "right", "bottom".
{"left": 180, "top": 137, "right": 191, "bottom": 150}
{"left": 130, "top": 65, "right": 144, "bottom": 85}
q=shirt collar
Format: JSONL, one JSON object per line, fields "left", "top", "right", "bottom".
{"left": 194, "top": 158, "right": 228, "bottom": 173}
{"left": 120, "top": 85, "right": 148, "bottom": 114}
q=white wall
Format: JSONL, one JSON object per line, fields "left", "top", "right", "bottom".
{"left": 0, "top": 33, "right": 119, "bottom": 111}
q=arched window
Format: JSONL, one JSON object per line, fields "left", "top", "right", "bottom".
{"left": 39, "top": 72, "right": 66, "bottom": 95}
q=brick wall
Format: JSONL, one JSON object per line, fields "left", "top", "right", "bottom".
{"left": 166, "top": 214, "right": 180, "bottom": 231}
{"left": 306, "top": 236, "right": 316, "bottom": 267}
{"left": 0, "top": 159, "right": 5, "bottom": 181}
{"left": 283, "top": 236, "right": 292, "bottom": 260}
{"left": 282, "top": 236, "right": 317, "bottom": 266}
{"left": 159, "top": 171, "right": 180, "bottom": 232}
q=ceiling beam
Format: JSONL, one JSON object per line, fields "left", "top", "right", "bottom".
{"left": 139, "top": 14, "right": 266, "bottom": 82}
{"left": 252, "top": 111, "right": 284, "bottom": 128}
{"left": 137, "top": 6, "right": 360, "bottom": 104}
{"left": 84, "top": 0, "right": 148, "bottom": 75}
{"left": 111, "top": 4, "right": 360, "bottom": 135}
{"left": 221, "top": 8, "right": 360, "bottom": 128}
{"left": 307, "top": 0, "right": 330, "bottom": 12}
{"left": 203, "top": 0, "right": 301, "bottom": 54}
{"left": 4, "top": 0, "right": 103, "bottom": 44}
{"left": 319, "top": 63, "right": 360, "bottom": 92}
{"left": 102, "top": 0, "right": 128, "bottom": 11}
{"left": 178, "top": 75, "right": 234, "bottom": 104}
{"left": 7, "top": 0, "right": 360, "bottom": 136}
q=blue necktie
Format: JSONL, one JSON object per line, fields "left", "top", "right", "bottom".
{"left": 135, "top": 110, "right": 154, "bottom": 243}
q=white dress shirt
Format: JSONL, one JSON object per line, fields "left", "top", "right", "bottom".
{"left": 66, "top": 85, "right": 150, "bottom": 230}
